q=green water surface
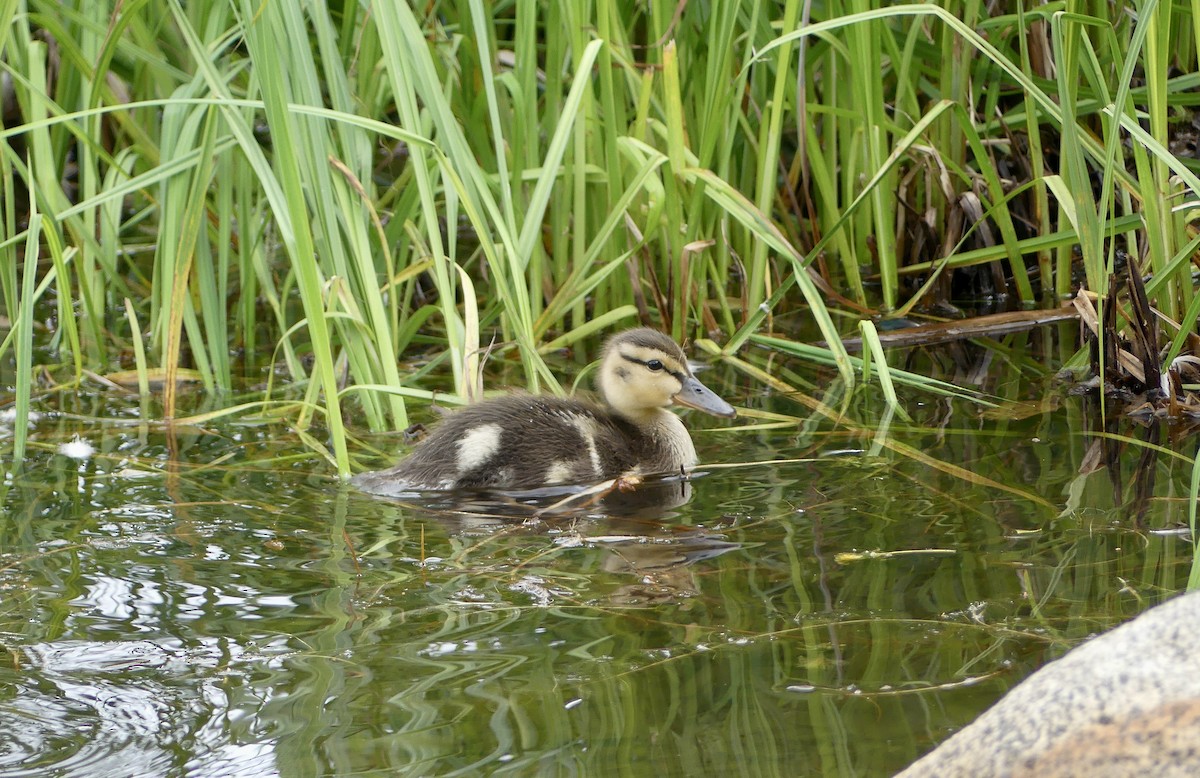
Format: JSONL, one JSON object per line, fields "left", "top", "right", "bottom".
{"left": 0, "top": 368, "right": 1191, "bottom": 776}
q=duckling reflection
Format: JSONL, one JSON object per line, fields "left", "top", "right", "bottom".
{"left": 589, "top": 519, "right": 739, "bottom": 605}
{"left": 390, "top": 471, "right": 701, "bottom": 535}
{"left": 356, "top": 474, "right": 737, "bottom": 605}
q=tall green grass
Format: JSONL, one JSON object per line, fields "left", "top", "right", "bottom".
{"left": 2, "top": 1, "right": 1199, "bottom": 478}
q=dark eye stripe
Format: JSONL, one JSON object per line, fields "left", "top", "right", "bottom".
{"left": 621, "top": 353, "right": 685, "bottom": 381}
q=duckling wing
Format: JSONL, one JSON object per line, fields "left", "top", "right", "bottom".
{"left": 353, "top": 395, "right": 642, "bottom": 493}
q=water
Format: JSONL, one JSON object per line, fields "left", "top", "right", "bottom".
{"left": 0, "top": 363, "right": 1192, "bottom": 776}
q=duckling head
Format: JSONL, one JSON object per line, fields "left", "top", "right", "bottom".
{"left": 597, "top": 328, "right": 737, "bottom": 422}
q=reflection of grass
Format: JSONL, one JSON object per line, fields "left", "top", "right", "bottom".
{"left": 0, "top": 407, "right": 1192, "bottom": 774}
{"left": 340, "top": 484, "right": 1182, "bottom": 775}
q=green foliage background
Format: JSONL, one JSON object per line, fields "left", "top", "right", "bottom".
{"left": 3, "top": 0, "right": 1199, "bottom": 475}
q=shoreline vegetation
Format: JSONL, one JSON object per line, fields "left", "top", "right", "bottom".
{"left": 3, "top": 1, "right": 1200, "bottom": 479}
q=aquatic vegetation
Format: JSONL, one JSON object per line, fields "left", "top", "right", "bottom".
{"left": 2, "top": 2, "right": 1197, "bottom": 469}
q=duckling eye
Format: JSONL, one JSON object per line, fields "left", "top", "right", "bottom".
{"left": 646, "top": 359, "right": 664, "bottom": 372}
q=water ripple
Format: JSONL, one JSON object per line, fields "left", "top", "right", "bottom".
{"left": 0, "top": 637, "right": 292, "bottom": 777}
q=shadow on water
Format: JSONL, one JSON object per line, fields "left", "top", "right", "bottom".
{"left": 0, "top": 360, "right": 1195, "bottom": 776}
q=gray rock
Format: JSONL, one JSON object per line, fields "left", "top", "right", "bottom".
{"left": 898, "top": 590, "right": 1200, "bottom": 777}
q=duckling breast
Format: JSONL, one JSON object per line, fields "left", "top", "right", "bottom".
{"left": 640, "top": 409, "right": 698, "bottom": 474}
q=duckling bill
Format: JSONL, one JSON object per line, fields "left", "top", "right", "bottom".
{"left": 352, "top": 328, "right": 736, "bottom": 495}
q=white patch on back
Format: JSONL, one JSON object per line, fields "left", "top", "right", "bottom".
{"left": 544, "top": 461, "right": 573, "bottom": 484}
{"left": 456, "top": 423, "right": 503, "bottom": 472}
{"left": 568, "top": 415, "right": 603, "bottom": 477}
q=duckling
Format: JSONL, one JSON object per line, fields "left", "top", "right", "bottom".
{"left": 352, "top": 328, "right": 736, "bottom": 495}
